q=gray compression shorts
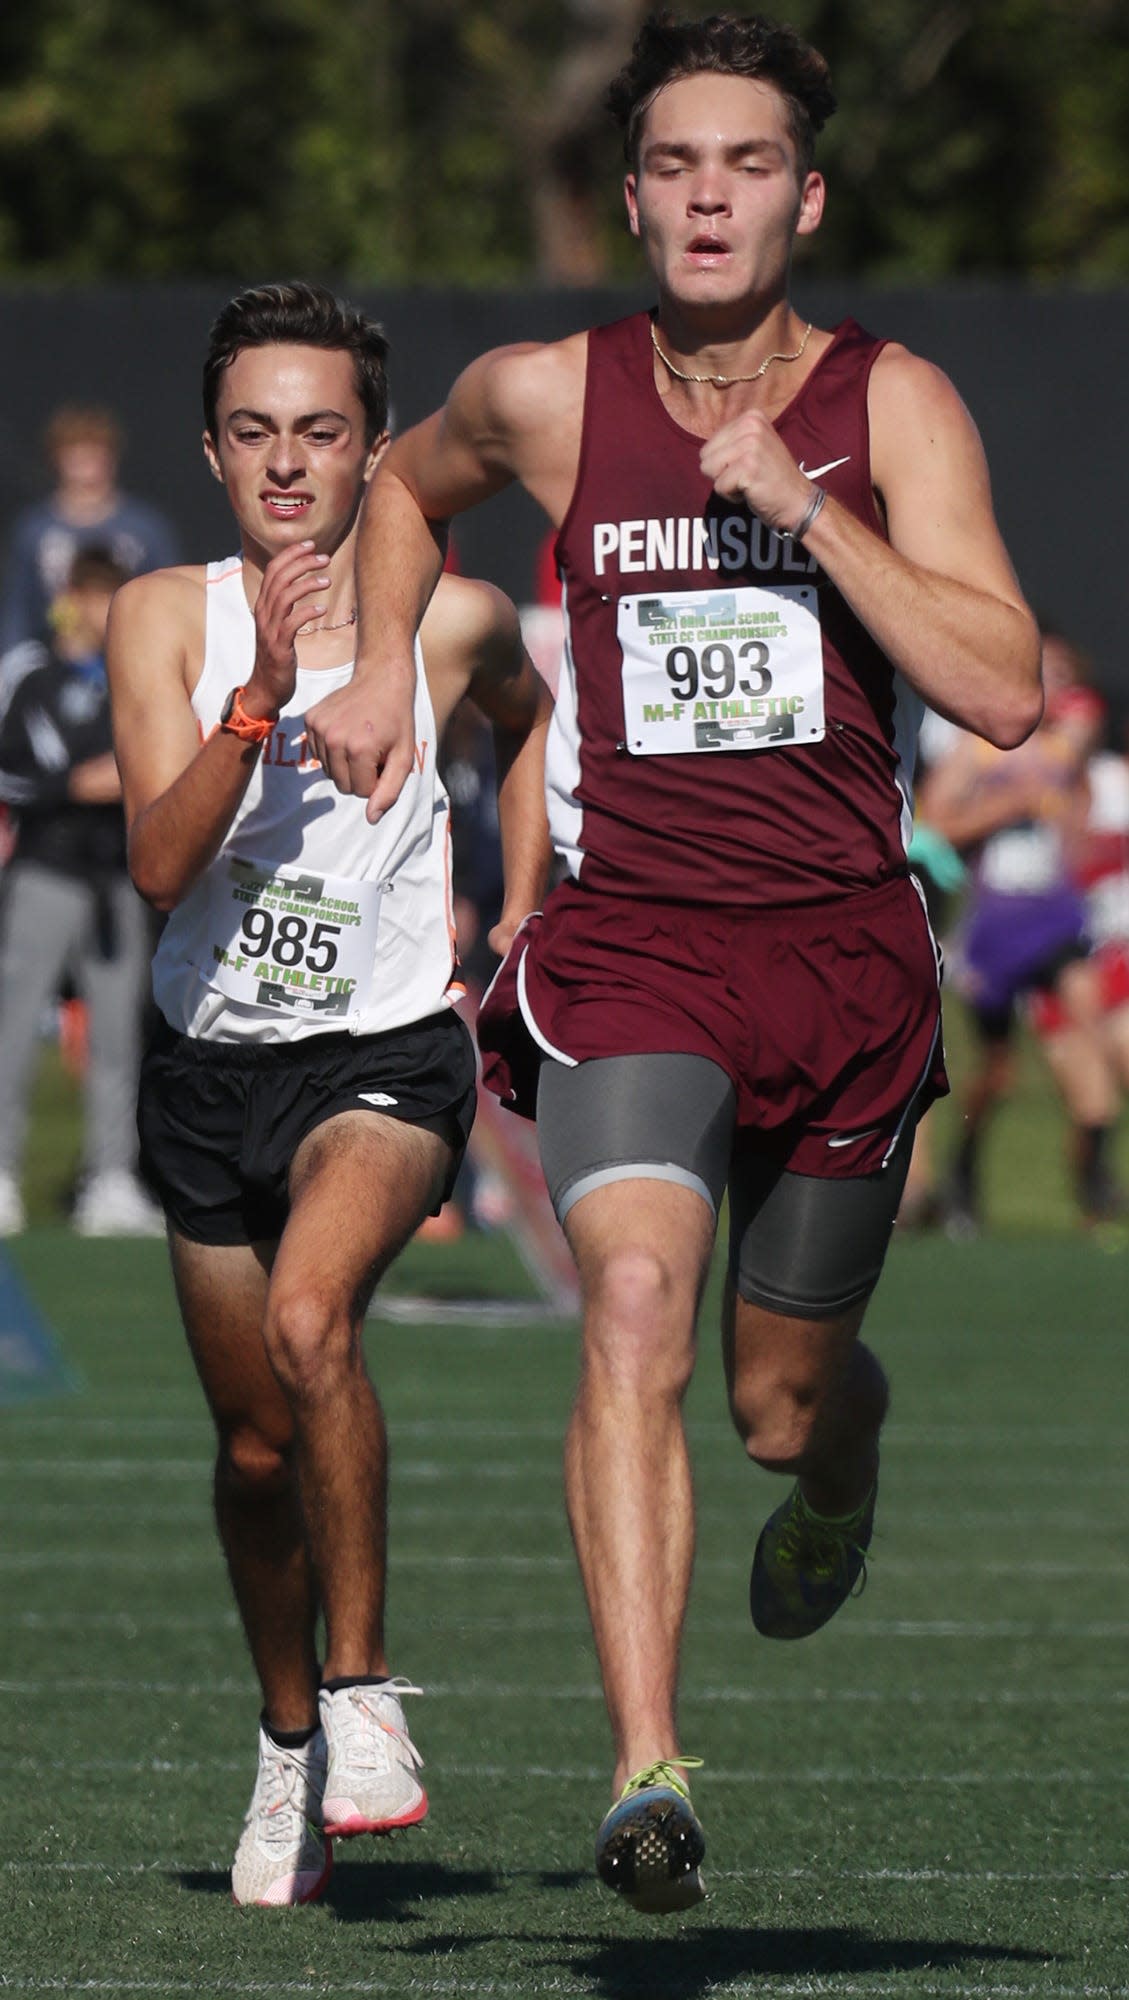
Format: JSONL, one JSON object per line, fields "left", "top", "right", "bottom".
{"left": 536, "top": 1052, "right": 917, "bottom": 1319}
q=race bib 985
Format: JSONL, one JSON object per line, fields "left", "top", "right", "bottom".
{"left": 206, "top": 857, "right": 381, "bottom": 1019}
{"left": 618, "top": 583, "right": 824, "bottom": 756}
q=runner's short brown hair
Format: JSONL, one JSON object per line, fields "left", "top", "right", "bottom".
{"left": 606, "top": 11, "right": 836, "bottom": 178}
{"left": 202, "top": 282, "right": 389, "bottom": 445}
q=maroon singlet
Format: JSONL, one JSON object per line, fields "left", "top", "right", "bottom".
{"left": 545, "top": 313, "right": 920, "bottom": 908}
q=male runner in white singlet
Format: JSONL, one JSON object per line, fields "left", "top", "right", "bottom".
{"left": 108, "top": 283, "right": 551, "bottom": 1907}
{"left": 305, "top": 17, "right": 1042, "bottom": 1914}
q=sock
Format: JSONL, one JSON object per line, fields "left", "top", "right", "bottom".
{"left": 262, "top": 1714, "right": 319, "bottom": 1750}
{"left": 1076, "top": 1123, "right": 1113, "bottom": 1206}
{"left": 951, "top": 1128, "right": 980, "bottom": 1203}
{"left": 799, "top": 1482, "right": 875, "bottom": 1528}
{"left": 320, "top": 1674, "right": 392, "bottom": 1696}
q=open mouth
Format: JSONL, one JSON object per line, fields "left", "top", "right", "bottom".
{"left": 262, "top": 493, "right": 313, "bottom": 519}
{"left": 687, "top": 233, "right": 730, "bottom": 256}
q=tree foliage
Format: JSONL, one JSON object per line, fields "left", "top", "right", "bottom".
{"left": 0, "top": 0, "right": 1126, "bottom": 283}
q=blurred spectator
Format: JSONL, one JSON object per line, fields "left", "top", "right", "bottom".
{"left": 415, "top": 700, "right": 509, "bottom": 1242}
{"left": 420, "top": 602, "right": 558, "bottom": 1245}
{"left": 898, "top": 708, "right": 967, "bottom": 1229}
{"left": 1027, "top": 709, "right": 1129, "bottom": 1214}
{"left": 916, "top": 627, "right": 1119, "bottom": 1234}
{"left": 0, "top": 404, "right": 180, "bottom": 654}
{"left": 0, "top": 549, "right": 163, "bottom": 1237}
{"left": 443, "top": 699, "right": 505, "bottom": 990}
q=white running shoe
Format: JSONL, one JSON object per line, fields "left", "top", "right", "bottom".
{"left": 319, "top": 1679, "right": 427, "bottom": 1838}
{"left": 0, "top": 1173, "right": 26, "bottom": 1237}
{"left": 73, "top": 1171, "right": 165, "bottom": 1238}
{"left": 231, "top": 1724, "right": 331, "bottom": 1907}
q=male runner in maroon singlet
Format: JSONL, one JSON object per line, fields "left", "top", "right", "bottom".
{"left": 305, "top": 15, "right": 1042, "bottom": 1914}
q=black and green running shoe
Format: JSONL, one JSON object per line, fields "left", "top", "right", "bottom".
{"left": 595, "top": 1758, "right": 706, "bottom": 1914}
{"left": 751, "top": 1480, "right": 876, "bottom": 1639}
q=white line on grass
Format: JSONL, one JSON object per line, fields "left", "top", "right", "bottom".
{"left": 447, "top": 1763, "right": 1129, "bottom": 1786}
{"left": 0, "top": 1552, "right": 220, "bottom": 1571}
{"left": 6, "top": 1516, "right": 1129, "bottom": 1554}
{"left": 0, "top": 1742, "right": 1125, "bottom": 1784}
{"left": 0, "top": 1458, "right": 552, "bottom": 1485}
{"left": 9, "top": 1597, "right": 1129, "bottom": 1640}
{"left": 6, "top": 1647, "right": 1129, "bottom": 1706}
{"left": 0, "top": 1460, "right": 207, "bottom": 1479}
{"left": 13, "top": 1610, "right": 239, "bottom": 1630}
{"left": 8, "top": 1412, "right": 1127, "bottom": 1446}
{"left": 3, "top": 1415, "right": 212, "bottom": 1432}
{"left": 0, "top": 1607, "right": 1039, "bottom": 1638}
{"left": 5, "top": 1677, "right": 1129, "bottom": 1707}
{"left": 6, "top": 1452, "right": 1129, "bottom": 1489}
{"left": 0, "top": 1459, "right": 543, "bottom": 1485}
{"left": 721, "top": 1865, "right": 1129, "bottom": 1882}
{"left": 9, "top": 1541, "right": 1129, "bottom": 1613}
{"left": 5, "top": 1503, "right": 1129, "bottom": 1574}
{"left": 0, "top": 1680, "right": 254, "bottom": 1697}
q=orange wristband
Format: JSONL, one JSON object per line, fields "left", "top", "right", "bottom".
{"left": 219, "top": 685, "right": 275, "bottom": 745}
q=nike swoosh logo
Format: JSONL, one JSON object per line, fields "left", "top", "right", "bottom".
{"left": 358, "top": 1090, "right": 399, "bottom": 1107}
{"left": 799, "top": 456, "right": 851, "bottom": 480}
{"left": 826, "top": 1127, "right": 881, "bottom": 1149}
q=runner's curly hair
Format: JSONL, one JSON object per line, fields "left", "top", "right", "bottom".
{"left": 606, "top": 12, "right": 836, "bottom": 178}
{"left": 203, "top": 281, "right": 389, "bottom": 444}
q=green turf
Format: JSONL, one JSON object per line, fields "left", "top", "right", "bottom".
{"left": 4, "top": 1000, "right": 1129, "bottom": 1994}
{"left": 21, "top": 1035, "right": 85, "bottom": 1225}
{"left": 3, "top": 1210, "right": 1128, "bottom": 1997}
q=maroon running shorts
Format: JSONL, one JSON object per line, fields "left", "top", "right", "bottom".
{"left": 478, "top": 873, "right": 947, "bottom": 1179}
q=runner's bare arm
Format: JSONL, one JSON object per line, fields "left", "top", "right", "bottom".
{"left": 424, "top": 575, "right": 554, "bottom": 956}
{"left": 108, "top": 544, "right": 329, "bottom": 910}
{"left": 305, "top": 339, "right": 580, "bottom": 823}
{"left": 699, "top": 346, "right": 1041, "bottom": 747}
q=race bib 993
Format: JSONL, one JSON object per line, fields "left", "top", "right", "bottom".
{"left": 618, "top": 583, "right": 824, "bottom": 756}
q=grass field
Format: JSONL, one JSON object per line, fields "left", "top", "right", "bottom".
{"left": 3, "top": 1025, "right": 1129, "bottom": 1998}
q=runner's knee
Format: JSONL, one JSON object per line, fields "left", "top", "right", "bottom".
{"left": 263, "top": 1287, "right": 356, "bottom": 1403}
{"left": 581, "top": 1246, "right": 697, "bottom": 1396}
{"left": 731, "top": 1341, "right": 889, "bottom": 1471}
{"left": 218, "top": 1422, "right": 292, "bottom": 1494}
{"left": 729, "top": 1359, "right": 827, "bottom": 1471}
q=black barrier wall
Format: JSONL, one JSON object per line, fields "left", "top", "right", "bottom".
{"left": 1, "top": 282, "right": 1125, "bottom": 711}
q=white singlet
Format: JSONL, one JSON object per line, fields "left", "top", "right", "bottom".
{"left": 152, "top": 556, "right": 460, "bottom": 1043}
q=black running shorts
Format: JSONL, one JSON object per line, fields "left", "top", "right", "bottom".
{"left": 139, "top": 1010, "right": 476, "bottom": 1246}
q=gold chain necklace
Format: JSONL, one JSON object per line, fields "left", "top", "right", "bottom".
{"left": 298, "top": 604, "right": 357, "bottom": 636}
{"left": 650, "top": 317, "right": 813, "bottom": 386}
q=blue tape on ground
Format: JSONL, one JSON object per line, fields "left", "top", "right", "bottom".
{"left": 0, "top": 1248, "right": 76, "bottom": 1403}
